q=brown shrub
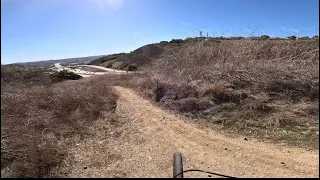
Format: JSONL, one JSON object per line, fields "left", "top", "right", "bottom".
{"left": 151, "top": 40, "right": 319, "bottom": 100}
{"left": 132, "top": 39, "right": 319, "bottom": 148}
{"left": 154, "top": 82, "right": 166, "bottom": 102}
{"left": 1, "top": 66, "right": 52, "bottom": 86}
{"left": 173, "top": 97, "right": 214, "bottom": 113}
{"left": 1, "top": 76, "right": 118, "bottom": 177}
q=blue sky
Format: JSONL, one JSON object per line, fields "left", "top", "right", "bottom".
{"left": 1, "top": 0, "right": 319, "bottom": 64}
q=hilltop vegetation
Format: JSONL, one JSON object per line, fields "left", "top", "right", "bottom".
{"left": 91, "top": 35, "right": 319, "bottom": 71}
{"left": 96, "top": 36, "right": 319, "bottom": 149}
{"left": 88, "top": 53, "right": 127, "bottom": 65}
{"left": 92, "top": 44, "right": 165, "bottom": 71}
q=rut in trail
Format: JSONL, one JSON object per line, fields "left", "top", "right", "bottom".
{"left": 113, "top": 86, "right": 319, "bottom": 178}
{"left": 66, "top": 86, "right": 319, "bottom": 178}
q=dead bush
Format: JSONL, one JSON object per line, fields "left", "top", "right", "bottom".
{"left": 200, "top": 85, "right": 248, "bottom": 104}
{"left": 1, "top": 75, "right": 118, "bottom": 177}
{"left": 132, "top": 39, "right": 319, "bottom": 148}
{"left": 173, "top": 97, "right": 214, "bottom": 113}
{"left": 1, "top": 66, "right": 52, "bottom": 86}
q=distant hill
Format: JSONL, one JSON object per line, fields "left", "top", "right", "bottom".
{"left": 90, "top": 43, "right": 165, "bottom": 71}
{"left": 7, "top": 55, "right": 106, "bottom": 68}
{"left": 88, "top": 53, "right": 127, "bottom": 66}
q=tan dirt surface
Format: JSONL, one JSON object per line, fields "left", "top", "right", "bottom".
{"left": 65, "top": 86, "right": 319, "bottom": 178}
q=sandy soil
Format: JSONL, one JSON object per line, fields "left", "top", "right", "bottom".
{"left": 63, "top": 86, "right": 319, "bottom": 178}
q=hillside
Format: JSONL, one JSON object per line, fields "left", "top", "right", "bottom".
{"left": 7, "top": 55, "right": 106, "bottom": 68}
{"left": 88, "top": 53, "right": 127, "bottom": 66}
{"left": 90, "top": 37, "right": 320, "bottom": 72}
{"left": 98, "top": 37, "right": 319, "bottom": 149}
{"left": 91, "top": 43, "right": 165, "bottom": 71}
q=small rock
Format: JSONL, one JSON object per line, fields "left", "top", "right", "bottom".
{"left": 236, "top": 147, "right": 240, "bottom": 150}
{"left": 83, "top": 166, "right": 87, "bottom": 169}
{"left": 163, "top": 117, "right": 165, "bottom": 119}
{"left": 306, "top": 149, "right": 310, "bottom": 151}
{"left": 224, "top": 147, "right": 228, "bottom": 150}
{"left": 249, "top": 131, "right": 252, "bottom": 134}
{"left": 280, "top": 162, "right": 285, "bottom": 165}
{"left": 208, "top": 175, "right": 212, "bottom": 177}
{"left": 244, "top": 137, "right": 248, "bottom": 141}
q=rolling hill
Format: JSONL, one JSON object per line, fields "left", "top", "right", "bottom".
{"left": 6, "top": 55, "right": 106, "bottom": 68}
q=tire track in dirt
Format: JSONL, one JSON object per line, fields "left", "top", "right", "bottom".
{"left": 64, "top": 86, "right": 318, "bottom": 178}
{"left": 110, "top": 86, "right": 318, "bottom": 178}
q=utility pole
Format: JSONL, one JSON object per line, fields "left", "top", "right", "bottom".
{"left": 200, "top": 30, "right": 202, "bottom": 37}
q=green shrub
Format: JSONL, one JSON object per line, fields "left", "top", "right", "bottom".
{"left": 160, "top": 41, "right": 169, "bottom": 44}
{"left": 299, "top": 36, "right": 310, "bottom": 40}
{"left": 125, "top": 63, "right": 138, "bottom": 71}
{"left": 261, "top": 35, "right": 270, "bottom": 40}
{"left": 170, "top": 39, "right": 184, "bottom": 43}
{"left": 88, "top": 53, "right": 127, "bottom": 65}
{"left": 287, "top": 36, "right": 297, "bottom": 40}
{"left": 53, "top": 70, "right": 82, "bottom": 81}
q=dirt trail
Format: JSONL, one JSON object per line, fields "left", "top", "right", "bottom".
{"left": 66, "top": 86, "right": 319, "bottom": 178}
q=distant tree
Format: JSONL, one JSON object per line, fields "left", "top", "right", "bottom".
{"left": 299, "top": 36, "right": 310, "bottom": 40}
{"left": 160, "top": 41, "right": 169, "bottom": 44}
{"left": 230, "top": 36, "right": 244, "bottom": 40}
{"left": 287, "top": 36, "right": 297, "bottom": 40}
{"left": 170, "top": 39, "right": 184, "bottom": 43}
{"left": 312, "top": 35, "right": 319, "bottom": 39}
{"left": 260, "top": 35, "right": 270, "bottom": 40}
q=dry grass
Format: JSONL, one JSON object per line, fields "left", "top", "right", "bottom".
{"left": 101, "top": 44, "right": 164, "bottom": 70}
{"left": 1, "top": 66, "right": 53, "bottom": 86}
{"left": 1, "top": 67, "right": 119, "bottom": 177}
{"left": 131, "top": 39, "right": 319, "bottom": 149}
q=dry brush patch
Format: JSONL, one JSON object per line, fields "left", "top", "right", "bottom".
{"left": 1, "top": 71, "right": 119, "bottom": 177}
{"left": 132, "top": 39, "right": 319, "bottom": 149}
